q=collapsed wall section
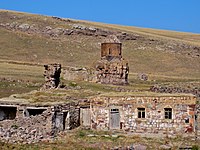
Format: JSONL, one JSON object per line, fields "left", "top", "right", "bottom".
{"left": 0, "top": 102, "right": 82, "bottom": 143}
{"left": 0, "top": 105, "right": 52, "bottom": 143}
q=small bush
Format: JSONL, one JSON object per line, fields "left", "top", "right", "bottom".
{"left": 11, "top": 124, "right": 18, "bottom": 129}
{"left": 69, "top": 82, "right": 77, "bottom": 87}
{"left": 192, "top": 145, "right": 199, "bottom": 150}
{"left": 78, "top": 130, "right": 86, "bottom": 137}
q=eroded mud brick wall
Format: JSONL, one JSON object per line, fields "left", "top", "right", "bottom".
{"left": 89, "top": 95, "right": 196, "bottom": 135}
{"left": 43, "top": 63, "right": 61, "bottom": 89}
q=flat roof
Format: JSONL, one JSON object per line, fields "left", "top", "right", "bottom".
{"left": 97, "top": 92, "right": 196, "bottom": 97}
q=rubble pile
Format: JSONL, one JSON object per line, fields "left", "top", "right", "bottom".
{"left": 0, "top": 22, "right": 140, "bottom": 41}
{"left": 0, "top": 110, "right": 52, "bottom": 144}
{"left": 43, "top": 63, "right": 61, "bottom": 89}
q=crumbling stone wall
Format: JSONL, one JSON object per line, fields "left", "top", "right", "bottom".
{"left": 62, "top": 67, "right": 96, "bottom": 82}
{"left": 89, "top": 95, "right": 196, "bottom": 136}
{"left": 150, "top": 83, "right": 200, "bottom": 98}
{"left": 51, "top": 103, "right": 80, "bottom": 135}
{"left": 96, "top": 59, "right": 129, "bottom": 85}
{"left": 43, "top": 63, "right": 61, "bottom": 89}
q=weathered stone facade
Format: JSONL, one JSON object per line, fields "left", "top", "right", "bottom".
{"left": 86, "top": 93, "right": 197, "bottom": 136}
{"left": 43, "top": 63, "right": 61, "bottom": 89}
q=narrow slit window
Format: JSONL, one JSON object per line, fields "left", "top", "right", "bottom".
{"left": 138, "top": 108, "right": 145, "bottom": 118}
{"left": 164, "top": 108, "right": 172, "bottom": 119}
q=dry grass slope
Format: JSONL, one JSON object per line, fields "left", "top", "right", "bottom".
{"left": 0, "top": 10, "right": 199, "bottom": 79}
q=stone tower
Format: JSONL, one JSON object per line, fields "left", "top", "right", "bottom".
{"left": 43, "top": 63, "right": 61, "bottom": 89}
{"left": 95, "top": 35, "right": 129, "bottom": 85}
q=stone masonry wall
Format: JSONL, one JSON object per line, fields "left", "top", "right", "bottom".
{"left": 95, "top": 59, "right": 129, "bottom": 85}
{"left": 43, "top": 63, "right": 61, "bottom": 89}
{"left": 62, "top": 67, "right": 96, "bottom": 82}
{"left": 90, "top": 95, "right": 196, "bottom": 136}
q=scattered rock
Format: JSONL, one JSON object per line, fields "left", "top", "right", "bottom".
{"left": 150, "top": 82, "right": 200, "bottom": 98}
{"left": 159, "top": 144, "right": 172, "bottom": 150}
{"left": 138, "top": 73, "right": 148, "bottom": 81}
{"left": 18, "top": 23, "right": 30, "bottom": 31}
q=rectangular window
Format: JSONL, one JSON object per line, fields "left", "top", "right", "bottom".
{"left": 164, "top": 108, "right": 172, "bottom": 119}
{"left": 138, "top": 108, "right": 145, "bottom": 118}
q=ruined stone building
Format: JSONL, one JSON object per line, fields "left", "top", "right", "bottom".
{"left": 95, "top": 37, "right": 129, "bottom": 85}
{"left": 0, "top": 41, "right": 199, "bottom": 144}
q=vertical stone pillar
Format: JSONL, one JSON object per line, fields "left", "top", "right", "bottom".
{"left": 43, "top": 63, "right": 61, "bottom": 89}
{"left": 196, "top": 104, "right": 200, "bottom": 139}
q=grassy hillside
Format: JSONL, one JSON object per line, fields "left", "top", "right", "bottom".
{"left": 0, "top": 9, "right": 199, "bottom": 98}
{"left": 0, "top": 10, "right": 199, "bottom": 76}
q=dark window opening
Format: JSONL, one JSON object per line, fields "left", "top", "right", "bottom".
{"left": 0, "top": 106, "right": 17, "bottom": 121}
{"left": 185, "top": 118, "right": 189, "bottom": 123}
{"left": 111, "top": 109, "right": 119, "bottom": 112}
{"left": 24, "top": 108, "right": 47, "bottom": 117}
{"left": 119, "top": 49, "right": 121, "bottom": 56}
{"left": 109, "top": 48, "right": 111, "bottom": 55}
{"left": 138, "top": 108, "right": 145, "bottom": 118}
{"left": 164, "top": 108, "right": 172, "bottom": 119}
